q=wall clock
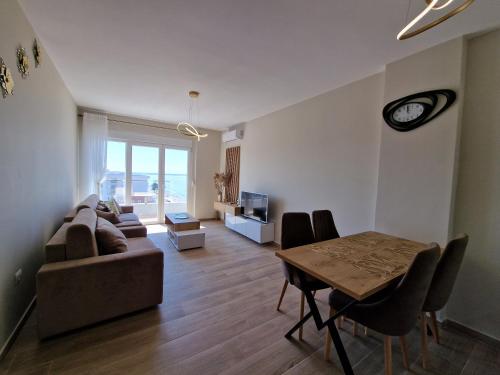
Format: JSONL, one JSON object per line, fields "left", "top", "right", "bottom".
{"left": 0, "top": 57, "right": 15, "bottom": 98}
{"left": 383, "top": 89, "right": 456, "bottom": 132}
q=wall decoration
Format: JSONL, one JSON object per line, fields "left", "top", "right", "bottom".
{"left": 382, "top": 89, "right": 456, "bottom": 132}
{"left": 213, "top": 172, "right": 229, "bottom": 202}
{"left": 33, "top": 39, "right": 42, "bottom": 67}
{"left": 16, "top": 46, "right": 30, "bottom": 78}
{"left": 225, "top": 146, "right": 240, "bottom": 204}
{"left": 0, "top": 57, "right": 15, "bottom": 98}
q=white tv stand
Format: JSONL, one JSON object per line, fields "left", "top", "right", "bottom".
{"left": 225, "top": 213, "right": 274, "bottom": 244}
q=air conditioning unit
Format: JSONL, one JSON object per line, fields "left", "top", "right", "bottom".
{"left": 222, "top": 129, "right": 244, "bottom": 143}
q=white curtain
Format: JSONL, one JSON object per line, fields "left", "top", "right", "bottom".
{"left": 79, "top": 112, "right": 108, "bottom": 200}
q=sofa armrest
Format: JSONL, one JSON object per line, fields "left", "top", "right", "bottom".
{"left": 120, "top": 205, "right": 134, "bottom": 213}
{"left": 36, "top": 249, "right": 163, "bottom": 339}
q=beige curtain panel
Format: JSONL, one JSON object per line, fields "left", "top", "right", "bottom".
{"left": 225, "top": 146, "right": 240, "bottom": 203}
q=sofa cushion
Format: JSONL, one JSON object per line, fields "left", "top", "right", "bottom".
{"left": 118, "top": 213, "right": 140, "bottom": 222}
{"left": 127, "top": 237, "right": 158, "bottom": 252}
{"left": 96, "top": 209, "right": 121, "bottom": 224}
{"left": 95, "top": 218, "right": 128, "bottom": 255}
{"left": 119, "top": 225, "right": 147, "bottom": 238}
{"left": 115, "top": 220, "right": 142, "bottom": 227}
{"left": 66, "top": 208, "right": 99, "bottom": 260}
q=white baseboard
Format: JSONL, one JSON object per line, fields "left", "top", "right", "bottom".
{"left": 0, "top": 295, "right": 36, "bottom": 360}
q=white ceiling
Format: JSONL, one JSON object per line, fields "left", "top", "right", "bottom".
{"left": 19, "top": 0, "right": 500, "bottom": 130}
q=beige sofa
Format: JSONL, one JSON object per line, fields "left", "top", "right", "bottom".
{"left": 37, "top": 208, "right": 163, "bottom": 339}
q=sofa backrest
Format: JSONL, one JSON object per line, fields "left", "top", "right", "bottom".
{"left": 45, "top": 208, "right": 98, "bottom": 262}
{"left": 76, "top": 194, "right": 99, "bottom": 212}
{"left": 66, "top": 208, "right": 99, "bottom": 260}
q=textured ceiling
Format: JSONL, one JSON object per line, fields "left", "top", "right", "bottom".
{"left": 19, "top": 0, "right": 500, "bottom": 129}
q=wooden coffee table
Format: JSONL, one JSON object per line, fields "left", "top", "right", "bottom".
{"left": 164, "top": 212, "right": 200, "bottom": 231}
{"left": 164, "top": 213, "right": 204, "bottom": 250}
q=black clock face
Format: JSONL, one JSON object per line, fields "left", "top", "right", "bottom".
{"left": 383, "top": 89, "right": 456, "bottom": 132}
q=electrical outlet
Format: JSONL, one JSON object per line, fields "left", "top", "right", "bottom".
{"left": 14, "top": 268, "right": 22, "bottom": 285}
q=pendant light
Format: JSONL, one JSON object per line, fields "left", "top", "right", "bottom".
{"left": 177, "top": 90, "right": 208, "bottom": 141}
{"left": 397, "top": 0, "right": 475, "bottom": 40}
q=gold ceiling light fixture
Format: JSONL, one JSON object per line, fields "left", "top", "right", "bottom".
{"left": 177, "top": 90, "right": 208, "bottom": 141}
{"left": 397, "top": 0, "right": 475, "bottom": 40}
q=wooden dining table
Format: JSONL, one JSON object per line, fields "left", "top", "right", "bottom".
{"left": 275, "top": 231, "right": 429, "bottom": 375}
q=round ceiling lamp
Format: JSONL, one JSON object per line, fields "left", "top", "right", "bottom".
{"left": 397, "top": 0, "right": 475, "bottom": 41}
{"left": 177, "top": 90, "right": 208, "bottom": 141}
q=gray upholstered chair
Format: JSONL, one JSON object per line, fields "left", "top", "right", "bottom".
{"left": 312, "top": 210, "right": 340, "bottom": 242}
{"left": 325, "top": 245, "right": 440, "bottom": 375}
{"left": 420, "top": 234, "right": 468, "bottom": 368}
{"left": 277, "top": 212, "right": 329, "bottom": 340}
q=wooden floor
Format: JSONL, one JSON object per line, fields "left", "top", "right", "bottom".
{"left": 2, "top": 221, "right": 499, "bottom": 375}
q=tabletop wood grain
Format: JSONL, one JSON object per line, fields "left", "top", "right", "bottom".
{"left": 275, "top": 231, "right": 429, "bottom": 300}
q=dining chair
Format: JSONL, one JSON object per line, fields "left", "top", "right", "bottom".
{"left": 312, "top": 210, "right": 340, "bottom": 242}
{"left": 420, "top": 234, "right": 468, "bottom": 368}
{"left": 325, "top": 245, "right": 440, "bottom": 375}
{"left": 277, "top": 212, "right": 329, "bottom": 340}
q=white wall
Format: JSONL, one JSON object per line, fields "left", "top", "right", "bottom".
{"left": 192, "top": 127, "right": 221, "bottom": 219}
{"left": 239, "top": 73, "right": 385, "bottom": 243}
{"left": 375, "top": 38, "right": 466, "bottom": 246}
{"left": 0, "top": 0, "right": 77, "bottom": 353}
{"left": 447, "top": 29, "right": 500, "bottom": 340}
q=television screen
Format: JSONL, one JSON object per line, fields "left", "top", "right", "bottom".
{"left": 240, "top": 191, "right": 268, "bottom": 223}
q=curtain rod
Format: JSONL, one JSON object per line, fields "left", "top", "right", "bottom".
{"left": 77, "top": 113, "right": 178, "bottom": 132}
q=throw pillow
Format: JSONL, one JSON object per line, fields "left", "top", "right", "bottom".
{"left": 95, "top": 218, "right": 128, "bottom": 255}
{"left": 97, "top": 200, "right": 111, "bottom": 212}
{"left": 113, "top": 198, "right": 124, "bottom": 214}
{"left": 95, "top": 209, "right": 121, "bottom": 224}
{"left": 107, "top": 200, "right": 121, "bottom": 215}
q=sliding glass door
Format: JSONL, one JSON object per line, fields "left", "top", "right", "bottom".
{"left": 131, "top": 145, "right": 160, "bottom": 224}
{"left": 164, "top": 148, "right": 189, "bottom": 214}
{"left": 102, "top": 140, "right": 191, "bottom": 223}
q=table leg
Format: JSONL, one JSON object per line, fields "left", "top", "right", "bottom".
{"left": 302, "top": 288, "right": 355, "bottom": 375}
{"left": 284, "top": 270, "right": 355, "bottom": 375}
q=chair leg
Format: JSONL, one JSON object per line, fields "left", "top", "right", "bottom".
{"left": 353, "top": 322, "right": 358, "bottom": 336}
{"left": 324, "top": 307, "right": 334, "bottom": 361}
{"left": 420, "top": 313, "right": 428, "bottom": 369}
{"left": 399, "top": 336, "right": 409, "bottom": 370}
{"left": 276, "top": 280, "right": 288, "bottom": 311}
{"left": 430, "top": 311, "right": 440, "bottom": 344}
{"left": 384, "top": 336, "right": 393, "bottom": 375}
{"left": 299, "top": 292, "right": 305, "bottom": 340}
{"left": 364, "top": 327, "right": 368, "bottom": 336}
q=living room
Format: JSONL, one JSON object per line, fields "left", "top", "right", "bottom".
{"left": 1, "top": 1, "right": 499, "bottom": 374}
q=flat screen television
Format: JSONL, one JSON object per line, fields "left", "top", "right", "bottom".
{"left": 240, "top": 191, "right": 269, "bottom": 223}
